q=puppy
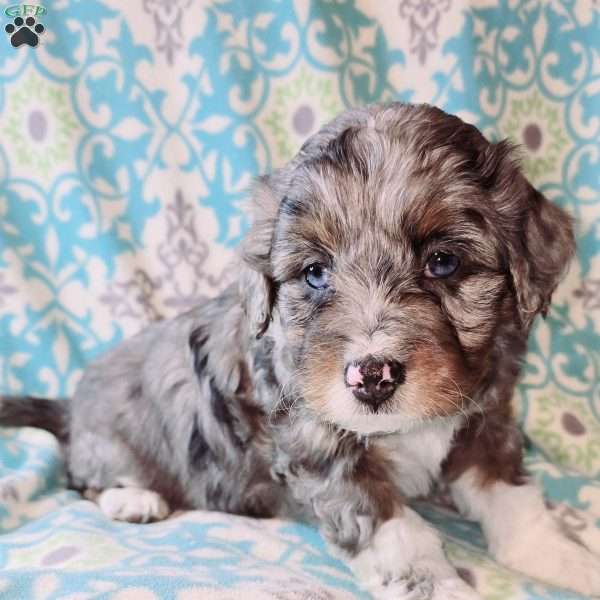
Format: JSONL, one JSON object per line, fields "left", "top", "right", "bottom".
{"left": 2, "top": 103, "right": 599, "bottom": 600}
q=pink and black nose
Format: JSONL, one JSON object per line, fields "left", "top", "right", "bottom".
{"left": 344, "top": 356, "right": 405, "bottom": 410}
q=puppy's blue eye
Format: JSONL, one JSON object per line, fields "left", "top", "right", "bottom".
{"left": 304, "top": 263, "right": 329, "bottom": 289}
{"left": 425, "top": 251, "right": 459, "bottom": 278}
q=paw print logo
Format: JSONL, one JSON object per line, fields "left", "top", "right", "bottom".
{"left": 5, "top": 16, "right": 45, "bottom": 47}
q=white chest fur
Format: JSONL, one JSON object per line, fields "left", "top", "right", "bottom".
{"left": 376, "top": 417, "right": 460, "bottom": 498}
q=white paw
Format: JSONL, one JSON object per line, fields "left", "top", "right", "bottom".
{"left": 366, "top": 573, "right": 480, "bottom": 600}
{"left": 497, "top": 524, "right": 600, "bottom": 597}
{"left": 97, "top": 487, "right": 170, "bottom": 523}
{"left": 367, "top": 568, "right": 434, "bottom": 600}
{"left": 348, "top": 509, "right": 482, "bottom": 600}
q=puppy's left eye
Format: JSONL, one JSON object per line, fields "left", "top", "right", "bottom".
{"left": 304, "top": 263, "right": 330, "bottom": 289}
{"left": 425, "top": 251, "right": 459, "bottom": 278}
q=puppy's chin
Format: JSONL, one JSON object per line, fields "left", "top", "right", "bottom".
{"left": 315, "top": 381, "right": 426, "bottom": 435}
{"left": 307, "top": 379, "right": 466, "bottom": 436}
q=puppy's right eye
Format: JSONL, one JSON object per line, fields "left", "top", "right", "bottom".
{"left": 304, "top": 263, "right": 329, "bottom": 289}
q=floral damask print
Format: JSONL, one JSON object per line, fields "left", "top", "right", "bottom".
{"left": 399, "top": 0, "right": 451, "bottom": 64}
{"left": 5, "top": 530, "right": 136, "bottom": 570}
{"left": 2, "top": 68, "right": 81, "bottom": 178}
{"left": 260, "top": 66, "right": 344, "bottom": 164}
{"left": 574, "top": 279, "right": 600, "bottom": 310}
{"left": 143, "top": 0, "right": 192, "bottom": 65}
{"left": 158, "top": 190, "right": 221, "bottom": 311}
{"left": 527, "top": 390, "right": 600, "bottom": 477}
{"left": 100, "top": 190, "right": 221, "bottom": 322}
{"left": 100, "top": 268, "right": 161, "bottom": 322}
{"left": 499, "top": 90, "right": 570, "bottom": 184}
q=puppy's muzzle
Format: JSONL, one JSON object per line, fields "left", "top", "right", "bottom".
{"left": 344, "top": 356, "right": 405, "bottom": 410}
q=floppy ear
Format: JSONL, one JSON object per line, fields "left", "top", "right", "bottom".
{"left": 508, "top": 182, "right": 575, "bottom": 330}
{"left": 239, "top": 176, "right": 279, "bottom": 338}
{"left": 480, "top": 140, "right": 576, "bottom": 331}
{"left": 477, "top": 139, "right": 575, "bottom": 330}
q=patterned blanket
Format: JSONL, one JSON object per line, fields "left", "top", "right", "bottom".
{"left": 1, "top": 1, "right": 599, "bottom": 598}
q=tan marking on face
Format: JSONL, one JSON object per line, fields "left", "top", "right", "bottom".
{"left": 402, "top": 345, "right": 471, "bottom": 420}
{"left": 301, "top": 339, "right": 344, "bottom": 416}
{"left": 414, "top": 201, "right": 452, "bottom": 240}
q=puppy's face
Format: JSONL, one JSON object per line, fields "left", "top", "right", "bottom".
{"left": 245, "top": 104, "right": 574, "bottom": 434}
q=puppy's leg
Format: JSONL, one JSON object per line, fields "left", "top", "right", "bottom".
{"left": 87, "top": 485, "right": 171, "bottom": 523}
{"left": 344, "top": 508, "right": 481, "bottom": 600}
{"left": 451, "top": 468, "right": 600, "bottom": 596}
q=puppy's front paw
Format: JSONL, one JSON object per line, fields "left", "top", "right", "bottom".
{"left": 369, "top": 570, "right": 481, "bottom": 600}
{"left": 497, "top": 524, "right": 600, "bottom": 597}
{"left": 348, "top": 511, "right": 482, "bottom": 600}
{"left": 370, "top": 572, "right": 480, "bottom": 600}
{"left": 97, "top": 487, "right": 170, "bottom": 523}
{"left": 376, "top": 567, "right": 434, "bottom": 600}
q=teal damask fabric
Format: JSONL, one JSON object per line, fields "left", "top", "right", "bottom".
{"left": 0, "top": 1, "right": 599, "bottom": 598}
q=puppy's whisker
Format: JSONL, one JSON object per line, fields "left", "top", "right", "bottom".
{"left": 445, "top": 376, "right": 485, "bottom": 432}
{"left": 267, "top": 372, "right": 302, "bottom": 425}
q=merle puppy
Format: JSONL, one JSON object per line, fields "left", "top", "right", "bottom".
{"left": 2, "top": 103, "right": 599, "bottom": 600}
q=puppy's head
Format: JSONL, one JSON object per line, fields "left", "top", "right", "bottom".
{"left": 242, "top": 103, "right": 574, "bottom": 434}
